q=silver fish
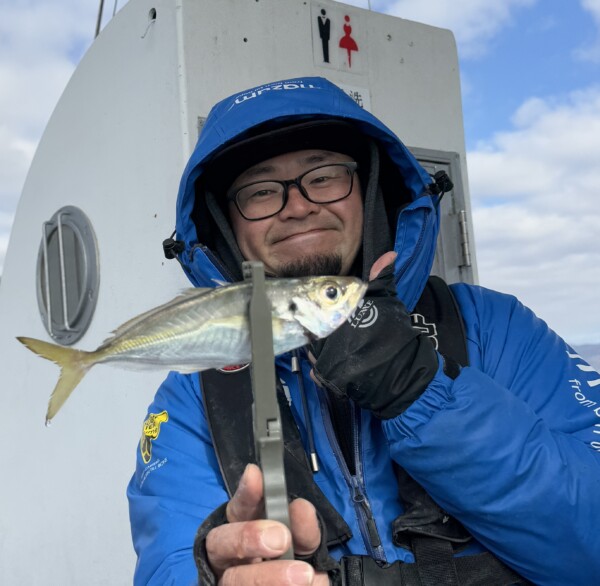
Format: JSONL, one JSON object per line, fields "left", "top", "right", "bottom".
{"left": 17, "top": 276, "right": 367, "bottom": 423}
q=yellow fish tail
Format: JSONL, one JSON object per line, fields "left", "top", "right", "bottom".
{"left": 17, "top": 336, "right": 95, "bottom": 424}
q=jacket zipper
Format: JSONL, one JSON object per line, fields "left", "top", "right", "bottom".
{"left": 317, "top": 386, "right": 387, "bottom": 562}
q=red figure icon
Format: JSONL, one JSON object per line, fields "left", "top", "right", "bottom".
{"left": 339, "top": 15, "right": 358, "bottom": 67}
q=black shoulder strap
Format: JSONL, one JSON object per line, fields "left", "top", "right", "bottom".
{"left": 200, "top": 367, "right": 256, "bottom": 496}
{"left": 199, "top": 368, "right": 352, "bottom": 547}
{"left": 411, "top": 275, "right": 469, "bottom": 367}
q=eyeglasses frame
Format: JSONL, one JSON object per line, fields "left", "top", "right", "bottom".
{"left": 227, "top": 161, "right": 359, "bottom": 221}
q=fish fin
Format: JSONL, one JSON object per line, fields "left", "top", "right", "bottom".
{"left": 103, "top": 288, "right": 213, "bottom": 343}
{"left": 175, "top": 287, "right": 213, "bottom": 297}
{"left": 211, "top": 279, "right": 229, "bottom": 287}
{"left": 16, "top": 336, "right": 94, "bottom": 424}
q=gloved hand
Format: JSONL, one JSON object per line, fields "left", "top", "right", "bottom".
{"left": 195, "top": 464, "right": 332, "bottom": 585}
{"left": 310, "top": 253, "right": 439, "bottom": 419}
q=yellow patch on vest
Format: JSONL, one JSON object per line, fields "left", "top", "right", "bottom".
{"left": 140, "top": 411, "right": 169, "bottom": 464}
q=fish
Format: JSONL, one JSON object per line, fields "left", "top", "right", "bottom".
{"left": 17, "top": 276, "right": 367, "bottom": 424}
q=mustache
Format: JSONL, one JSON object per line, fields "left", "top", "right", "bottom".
{"left": 268, "top": 221, "right": 341, "bottom": 244}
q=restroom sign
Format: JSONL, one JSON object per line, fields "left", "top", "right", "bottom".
{"left": 311, "top": 3, "right": 367, "bottom": 73}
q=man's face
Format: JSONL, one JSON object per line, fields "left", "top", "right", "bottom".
{"left": 228, "top": 149, "right": 363, "bottom": 277}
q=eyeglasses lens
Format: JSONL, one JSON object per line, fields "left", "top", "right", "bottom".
{"left": 235, "top": 163, "right": 354, "bottom": 220}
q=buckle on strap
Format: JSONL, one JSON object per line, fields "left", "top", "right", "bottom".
{"left": 339, "top": 544, "right": 458, "bottom": 586}
{"left": 339, "top": 555, "right": 419, "bottom": 586}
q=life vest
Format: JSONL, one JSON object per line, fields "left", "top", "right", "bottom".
{"left": 199, "top": 277, "right": 528, "bottom": 585}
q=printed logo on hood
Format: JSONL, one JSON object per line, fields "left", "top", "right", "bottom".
{"left": 229, "top": 81, "right": 321, "bottom": 109}
{"left": 140, "top": 410, "right": 169, "bottom": 464}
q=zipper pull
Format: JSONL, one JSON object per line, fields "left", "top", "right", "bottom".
{"left": 291, "top": 355, "right": 300, "bottom": 373}
{"left": 292, "top": 353, "right": 319, "bottom": 473}
{"left": 365, "top": 516, "right": 382, "bottom": 549}
{"left": 352, "top": 478, "right": 382, "bottom": 549}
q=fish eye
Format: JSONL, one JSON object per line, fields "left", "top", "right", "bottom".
{"left": 289, "top": 301, "right": 298, "bottom": 312}
{"left": 325, "top": 286, "right": 339, "bottom": 301}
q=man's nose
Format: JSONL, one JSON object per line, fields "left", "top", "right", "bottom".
{"left": 279, "top": 184, "right": 320, "bottom": 219}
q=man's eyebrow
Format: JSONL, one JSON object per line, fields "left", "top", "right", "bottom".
{"left": 300, "top": 152, "right": 334, "bottom": 165}
{"left": 238, "top": 151, "right": 342, "bottom": 182}
{"left": 240, "top": 164, "right": 278, "bottom": 179}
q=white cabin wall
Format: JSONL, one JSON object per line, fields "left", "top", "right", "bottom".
{"left": 0, "top": 1, "right": 191, "bottom": 584}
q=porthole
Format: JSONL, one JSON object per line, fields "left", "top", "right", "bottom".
{"left": 36, "top": 206, "right": 100, "bottom": 345}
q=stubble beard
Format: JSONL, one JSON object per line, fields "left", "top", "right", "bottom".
{"left": 277, "top": 253, "right": 343, "bottom": 278}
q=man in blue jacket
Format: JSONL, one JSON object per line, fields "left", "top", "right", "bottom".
{"left": 127, "top": 77, "right": 600, "bottom": 586}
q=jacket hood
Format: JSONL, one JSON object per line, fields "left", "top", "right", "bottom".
{"left": 173, "top": 76, "right": 440, "bottom": 311}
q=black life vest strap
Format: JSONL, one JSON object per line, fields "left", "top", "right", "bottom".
{"left": 200, "top": 367, "right": 352, "bottom": 547}
{"left": 411, "top": 537, "right": 460, "bottom": 585}
{"left": 340, "top": 551, "right": 529, "bottom": 586}
{"left": 411, "top": 275, "right": 469, "bottom": 368}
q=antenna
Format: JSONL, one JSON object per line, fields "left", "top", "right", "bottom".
{"left": 94, "top": 0, "right": 105, "bottom": 38}
{"left": 94, "top": 0, "right": 119, "bottom": 38}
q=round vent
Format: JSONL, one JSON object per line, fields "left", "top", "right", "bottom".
{"left": 36, "top": 206, "right": 100, "bottom": 345}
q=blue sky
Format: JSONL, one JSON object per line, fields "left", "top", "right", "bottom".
{"left": 1, "top": 0, "right": 599, "bottom": 345}
{"left": 460, "top": 0, "right": 599, "bottom": 142}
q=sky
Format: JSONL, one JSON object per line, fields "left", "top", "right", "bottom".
{"left": 1, "top": 0, "right": 599, "bottom": 346}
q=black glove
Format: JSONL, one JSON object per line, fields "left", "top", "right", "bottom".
{"left": 193, "top": 502, "right": 341, "bottom": 582}
{"left": 311, "top": 263, "right": 439, "bottom": 419}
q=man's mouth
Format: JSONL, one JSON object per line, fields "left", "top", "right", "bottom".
{"left": 273, "top": 228, "right": 330, "bottom": 244}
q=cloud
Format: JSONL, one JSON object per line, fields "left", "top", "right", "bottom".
{"left": 0, "top": 125, "right": 35, "bottom": 205}
{"left": 0, "top": 1, "right": 97, "bottom": 272}
{"left": 376, "top": 0, "right": 537, "bottom": 58}
{"left": 581, "top": 0, "right": 600, "bottom": 20}
{"left": 468, "top": 87, "right": 600, "bottom": 343}
{"left": 0, "top": 1, "right": 96, "bottom": 137}
{"left": 574, "top": 0, "right": 600, "bottom": 62}
{"left": 0, "top": 211, "right": 14, "bottom": 274}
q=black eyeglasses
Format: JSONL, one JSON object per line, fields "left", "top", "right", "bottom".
{"left": 228, "top": 161, "right": 358, "bottom": 221}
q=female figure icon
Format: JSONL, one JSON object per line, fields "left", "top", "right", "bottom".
{"left": 339, "top": 15, "right": 358, "bottom": 67}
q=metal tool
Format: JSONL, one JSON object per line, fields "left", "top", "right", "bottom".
{"left": 243, "top": 260, "right": 293, "bottom": 560}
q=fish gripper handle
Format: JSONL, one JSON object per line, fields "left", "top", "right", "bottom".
{"left": 243, "top": 261, "right": 293, "bottom": 560}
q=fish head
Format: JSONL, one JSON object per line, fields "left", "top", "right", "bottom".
{"left": 281, "top": 276, "right": 367, "bottom": 340}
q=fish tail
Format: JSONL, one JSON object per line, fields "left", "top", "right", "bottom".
{"left": 17, "top": 336, "right": 95, "bottom": 424}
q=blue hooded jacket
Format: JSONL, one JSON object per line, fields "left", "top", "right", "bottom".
{"left": 128, "top": 77, "right": 600, "bottom": 585}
